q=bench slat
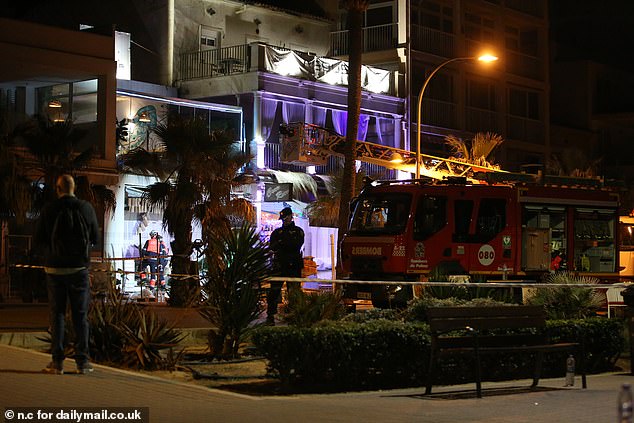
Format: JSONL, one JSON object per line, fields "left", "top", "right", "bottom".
{"left": 424, "top": 305, "right": 586, "bottom": 398}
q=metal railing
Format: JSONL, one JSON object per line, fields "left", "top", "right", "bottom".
{"left": 466, "top": 107, "right": 499, "bottom": 133}
{"left": 330, "top": 23, "right": 398, "bottom": 56}
{"left": 506, "top": 50, "right": 543, "bottom": 81}
{"left": 507, "top": 115, "right": 544, "bottom": 143}
{"left": 179, "top": 44, "right": 250, "bottom": 81}
{"left": 421, "top": 98, "right": 458, "bottom": 129}
{"left": 410, "top": 25, "right": 455, "bottom": 58}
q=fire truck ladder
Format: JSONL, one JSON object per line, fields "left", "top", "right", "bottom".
{"left": 279, "top": 122, "right": 509, "bottom": 182}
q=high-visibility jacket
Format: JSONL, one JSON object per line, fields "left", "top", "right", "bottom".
{"left": 143, "top": 238, "right": 160, "bottom": 257}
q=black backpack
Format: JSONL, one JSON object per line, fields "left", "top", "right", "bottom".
{"left": 51, "top": 202, "right": 91, "bottom": 262}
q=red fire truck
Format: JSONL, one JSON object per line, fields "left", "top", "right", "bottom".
{"left": 340, "top": 176, "right": 621, "bottom": 307}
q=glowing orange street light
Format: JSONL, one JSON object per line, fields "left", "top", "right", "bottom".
{"left": 415, "top": 54, "right": 498, "bottom": 178}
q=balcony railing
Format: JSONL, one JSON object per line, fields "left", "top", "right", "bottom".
{"left": 507, "top": 115, "right": 544, "bottom": 143}
{"left": 466, "top": 107, "right": 499, "bottom": 133}
{"left": 505, "top": 50, "right": 543, "bottom": 81}
{"left": 504, "top": 0, "right": 545, "bottom": 18}
{"left": 330, "top": 23, "right": 397, "bottom": 56}
{"left": 411, "top": 25, "right": 455, "bottom": 58}
{"left": 179, "top": 44, "right": 250, "bottom": 81}
{"left": 421, "top": 98, "right": 458, "bottom": 129}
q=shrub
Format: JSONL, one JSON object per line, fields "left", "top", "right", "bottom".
{"left": 525, "top": 271, "right": 604, "bottom": 319}
{"left": 199, "top": 224, "right": 271, "bottom": 358}
{"left": 252, "top": 317, "right": 623, "bottom": 392}
{"left": 281, "top": 289, "right": 346, "bottom": 327}
{"left": 252, "top": 320, "right": 429, "bottom": 391}
{"left": 119, "top": 307, "right": 185, "bottom": 370}
{"left": 402, "top": 296, "right": 512, "bottom": 322}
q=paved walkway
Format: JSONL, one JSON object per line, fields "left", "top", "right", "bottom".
{"left": 2, "top": 302, "right": 633, "bottom": 422}
{"left": 1, "top": 342, "right": 633, "bottom": 423}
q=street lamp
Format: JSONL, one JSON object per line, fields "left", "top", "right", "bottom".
{"left": 415, "top": 54, "right": 498, "bottom": 179}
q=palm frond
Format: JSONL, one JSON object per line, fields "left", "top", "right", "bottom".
{"left": 445, "top": 134, "right": 470, "bottom": 161}
{"left": 269, "top": 169, "right": 318, "bottom": 202}
{"left": 118, "top": 148, "right": 170, "bottom": 178}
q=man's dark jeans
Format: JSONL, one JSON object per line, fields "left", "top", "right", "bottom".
{"left": 47, "top": 269, "right": 90, "bottom": 365}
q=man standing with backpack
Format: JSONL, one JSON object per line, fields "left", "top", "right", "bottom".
{"left": 35, "top": 174, "right": 100, "bottom": 374}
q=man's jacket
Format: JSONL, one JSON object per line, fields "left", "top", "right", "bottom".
{"left": 34, "top": 195, "right": 100, "bottom": 268}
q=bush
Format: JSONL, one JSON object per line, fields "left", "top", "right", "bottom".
{"left": 525, "top": 272, "right": 604, "bottom": 319}
{"left": 252, "top": 317, "right": 623, "bottom": 392}
{"left": 199, "top": 224, "right": 271, "bottom": 358}
{"left": 281, "top": 289, "right": 346, "bottom": 327}
{"left": 252, "top": 320, "right": 429, "bottom": 391}
{"left": 402, "top": 296, "right": 513, "bottom": 322}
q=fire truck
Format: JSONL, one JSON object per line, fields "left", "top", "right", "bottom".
{"left": 340, "top": 176, "right": 620, "bottom": 306}
{"left": 279, "top": 123, "right": 622, "bottom": 307}
{"left": 620, "top": 213, "right": 634, "bottom": 280}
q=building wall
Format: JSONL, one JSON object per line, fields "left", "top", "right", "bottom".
{"left": 0, "top": 17, "right": 118, "bottom": 182}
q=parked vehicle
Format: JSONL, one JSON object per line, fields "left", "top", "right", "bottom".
{"left": 340, "top": 176, "right": 620, "bottom": 307}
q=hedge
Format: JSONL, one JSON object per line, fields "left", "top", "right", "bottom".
{"left": 251, "top": 317, "right": 624, "bottom": 392}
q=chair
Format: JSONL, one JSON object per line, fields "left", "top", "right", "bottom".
{"left": 606, "top": 286, "right": 627, "bottom": 318}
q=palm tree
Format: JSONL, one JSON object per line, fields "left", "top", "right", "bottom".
{"left": 445, "top": 132, "right": 504, "bottom": 169}
{"left": 306, "top": 168, "right": 371, "bottom": 228}
{"left": 546, "top": 148, "right": 601, "bottom": 178}
{"left": 119, "top": 114, "right": 253, "bottom": 306}
{"left": 337, "top": 0, "right": 369, "bottom": 274}
{"left": 8, "top": 116, "right": 115, "bottom": 213}
{"left": 0, "top": 129, "right": 33, "bottom": 225}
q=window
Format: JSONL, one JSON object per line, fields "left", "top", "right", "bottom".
{"left": 509, "top": 88, "right": 539, "bottom": 119}
{"left": 475, "top": 198, "right": 506, "bottom": 241}
{"left": 414, "top": 196, "right": 447, "bottom": 240}
{"left": 464, "top": 12, "right": 495, "bottom": 43}
{"left": 505, "top": 26, "right": 538, "bottom": 56}
{"left": 37, "top": 79, "right": 98, "bottom": 124}
{"left": 349, "top": 193, "right": 411, "bottom": 235}
{"left": 412, "top": 0, "right": 453, "bottom": 33}
{"left": 200, "top": 26, "right": 219, "bottom": 51}
{"left": 573, "top": 208, "right": 615, "bottom": 272}
{"left": 467, "top": 79, "right": 496, "bottom": 111}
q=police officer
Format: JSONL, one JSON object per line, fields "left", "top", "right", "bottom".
{"left": 267, "top": 207, "right": 304, "bottom": 324}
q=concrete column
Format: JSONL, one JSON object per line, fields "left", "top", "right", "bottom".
{"left": 252, "top": 91, "right": 265, "bottom": 169}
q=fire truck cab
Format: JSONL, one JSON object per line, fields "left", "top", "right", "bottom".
{"left": 340, "top": 177, "right": 620, "bottom": 307}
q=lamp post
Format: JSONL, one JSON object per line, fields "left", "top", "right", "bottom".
{"left": 415, "top": 54, "right": 498, "bottom": 179}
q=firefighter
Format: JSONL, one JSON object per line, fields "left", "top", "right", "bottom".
{"left": 156, "top": 234, "right": 169, "bottom": 289}
{"left": 142, "top": 230, "right": 164, "bottom": 289}
{"left": 267, "top": 207, "right": 304, "bottom": 325}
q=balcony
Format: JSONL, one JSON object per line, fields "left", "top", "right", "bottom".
{"left": 506, "top": 51, "right": 543, "bottom": 81}
{"left": 466, "top": 107, "right": 499, "bottom": 133}
{"left": 421, "top": 98, "right": 458, "bottom": 129}
{"left": 178, "top": 43, "right": 394, "bottom": 95}
{"left": 330, "top": 23, "right": 398, "bottom": 56}
{"left": 411, "top": 25, "right": 455, "bottom": 58}
{"left": 179, "top": 44, "right": 250, "bottom": 81}
{"left": 507, "top": 115, "right": 544, "bottom": 143}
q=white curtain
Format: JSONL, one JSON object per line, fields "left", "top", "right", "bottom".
{"left": 261, "top": 98, "right": 279, "bottom": 142}
{"left": 376, "top": 116, "right": 395, "bottom": 146}
{"left": 332, "top": 109, "right": 347, "bottom": 136}
{"left": 282, "top": 101, "right": 306, "bottom": 124}
{"left": 309, "top": 105, "right": 327, "bottom": 126}
{"left": 358, "top": 114, "right": 370, "bottom": 142}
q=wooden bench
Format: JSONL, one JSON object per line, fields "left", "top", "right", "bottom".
{"left": 425, "top": 305, "right": 586, "bottom": 398}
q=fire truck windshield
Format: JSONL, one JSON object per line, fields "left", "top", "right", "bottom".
{"left": 349, "top": 193, "right": 411, "bottom": 235}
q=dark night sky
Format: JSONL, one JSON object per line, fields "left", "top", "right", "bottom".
{"left": 550, "top": 0, "right": 634, "bottom": 72}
